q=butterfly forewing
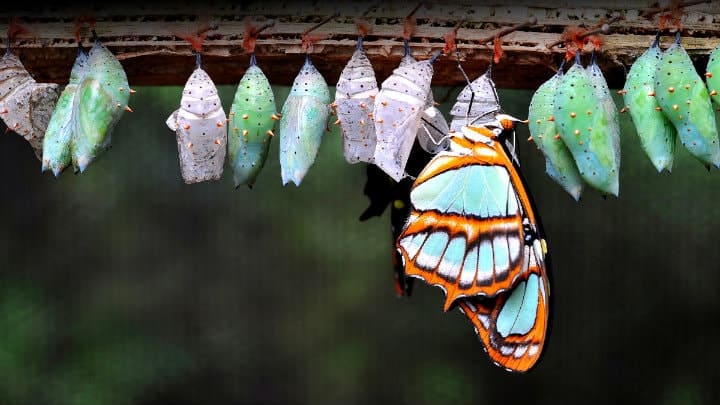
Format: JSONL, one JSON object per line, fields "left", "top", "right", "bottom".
{"left": 456, "top": 236, "right": 549, "bottom": 373}
{"left": 397, "top": 127, "right": 536, "bottom": 311}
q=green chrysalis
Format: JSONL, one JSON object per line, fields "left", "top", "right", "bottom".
{"left": 707, "top": 44, "right": 720, "bottom": 108}
{"left": 622, "top": 35, "right": 677, "bottom": 172}
{"left": 554, "top": 53, "right": 620, "bottom": 196}
{"left": 655, "top": 33, "right": 720, "bottom": 169}
{"left": 70, "top": 36, "right": 130, "bottom": 173}
{"left": 228, "top": 54, "right": 277, "bottom": 188}
{"left": 42, "top": 45, "right": 89, "bottom": 176}
{"left": 279, "top": 55, "right": 331, "bottom": 186}
{"left": 528, "top": 67, "right": 585, "bottom": 200}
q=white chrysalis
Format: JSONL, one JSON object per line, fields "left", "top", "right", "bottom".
{"left": 450, "top": 66, "right": 500, "bottom": 132}
{"left": 399, "top": 47, "right": 449, "bottom": 154}
{"left": 334, "top": 37, "right": 379, "bottom": 164}
{"left": 166, "top": 58, "right": 227, "bottom": 184}
{"left": 0, "top": 51, "right": 59, "bottom": 159}
{"left": 373, "top": 48, "right": 439, "bottom": 181}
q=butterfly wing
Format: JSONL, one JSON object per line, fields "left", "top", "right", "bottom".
{"left": 396, "top": 128, "right": 534, "bottom": 311}
{"left": 456, "top": 236, "right": 550, "bottom": 373}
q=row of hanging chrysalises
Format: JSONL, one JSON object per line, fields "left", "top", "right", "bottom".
{"left": 3, "top": 19, "right": 720, "bottom": 194}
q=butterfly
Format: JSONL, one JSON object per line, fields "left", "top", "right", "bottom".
{"left": 395, "top": 116, "right": 551, "bottom": 372}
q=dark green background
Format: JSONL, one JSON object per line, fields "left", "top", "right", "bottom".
{"left": 0, "top": 81, "right": 717, "bottom": 404}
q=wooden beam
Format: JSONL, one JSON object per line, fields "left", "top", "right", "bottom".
{"left": 2, "top": 1, "right": 720, "bottom": 89}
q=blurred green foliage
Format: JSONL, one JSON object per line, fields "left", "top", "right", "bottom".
{"left": 0, "top": 76, "right": 716, "bottom": 404}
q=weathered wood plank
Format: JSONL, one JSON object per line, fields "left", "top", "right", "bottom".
{"left": 1, "top": 1, "right": 719, "bottom": 89}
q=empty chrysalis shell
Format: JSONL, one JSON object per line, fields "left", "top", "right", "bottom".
{"left": 528, "top": 68, "right": 585, "bottom": 200}
{"left": 655, "top": 33, "right": 720, "bottom": 168}
{"left": 622, "top": 36, "right": 677, "bottom": 172}
{"left": 334, "top": 38, "right": 379, "bottom": 164}
{"left": 707, "top": 44, "right": 720, "bottom": 107}
{"left": 71, "top": 38, "right": 130, "bottom": 173}
{"left": 554, "top": 55, "right": 620, "bottom": 196}
{"left": 279, "top": 56, "right": 331, "bottom": 186}
{"left": 373, "top": 58, "right": 434, "bottom": 181}
{"left": 450, "top": 66, "right": 501, "bottom": 132}
{"left": 228, "top": 55, "right": 277, "bottom": 188}
{"left": 0, "top": 52, "right": 59, "bottom": 160}
{"left": 399, "top": 49, "right": 449, "bottom": 154}
{"left": 166, "top": 64, "right": 227, "bottom": 184}
{"left": 42, "top": 46, "right": 88, "bottom": 176}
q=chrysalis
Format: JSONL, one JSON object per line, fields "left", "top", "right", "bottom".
{"left": 228, "top": 54, "right": 277, "bottom": 188}
{"left": 656, "top": 33, "right": 720, "bottom": 168}
{"left": 449, "top": 66, "right": 501, "bottom": 132}
{"left": 0, "top": 51, "right": 59, "bottom": 160}
{"left": 528, "top": 67, "right": 585, "bottom": 200}
{"left": 622, "top": 35, "right": 677, "bottom": 172}
{"left": 70, "top": 36, "right": 130, "bottom": 172}
{"left": 399, "top": 45, "right": 449, "bottom": 155}
{"left": 279, "top": 55, "right": 331, "bottom": 186}
{"left": 373, "top": 52, "right": 438, "bottom": 182}
{"left": 554, "top": 53, "right": 620, "bottom": 196}
{"left": 42, "top": 45, "right": 88, "bottom": 176}
{"left": 707, "top": 44, "right": 720, "bottom": 107}
{"left": 585, "top": 52, "right": 621, "bottom": 183}
{"left": 166, "top": 54, "right": 227, "bottom": 184}
{"left": 334, "top": 37, "right": 378, "bottom": 164}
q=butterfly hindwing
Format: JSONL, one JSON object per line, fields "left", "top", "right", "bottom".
{"left": 456, "top": 236, "right": 549, "bottom": 373}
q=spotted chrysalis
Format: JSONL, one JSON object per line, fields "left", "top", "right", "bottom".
{"left": 279, "top": 55, "right": 331, "bottom": 186}
{"left": 622, "top": 35, "right": 677, "bottom": 172}
{"left": 166, "top": 54, "right": 227, "bottom": 184}
{"left": 228, "top": 54, "right": 277, "bottom": 188}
